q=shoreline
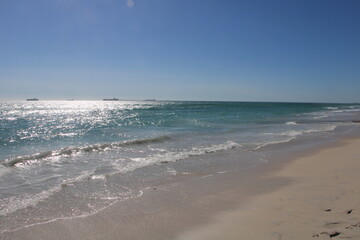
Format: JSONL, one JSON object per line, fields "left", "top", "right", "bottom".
{"left": 176, "top": 137, "right": 360, "bottom": 240}
{"left": 2, "top": 134, "right": 360, "bottom": 239}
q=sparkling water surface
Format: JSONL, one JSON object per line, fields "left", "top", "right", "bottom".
{"left": 0, "top": 100, "right": 359, "bottom": 232}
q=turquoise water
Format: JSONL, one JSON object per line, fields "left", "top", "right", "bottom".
{"left": 0, "top": 100, "right": 359, "bottom": 232}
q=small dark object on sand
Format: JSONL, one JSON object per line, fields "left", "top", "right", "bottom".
{"left": 345, "top": 222, "right": 360, "bottom": 229}
{"left": 325, "top": 209, "right": 332, "bottom": 212}
{"left": 325, "top": 222, "right": 340, "bottom": 226}
{"left": 352, "top": 120, "right": 360, "bottom": 123}
{"left": 347, "top": 209, "right": 353, "bottom": 214}
{"left": 329, "top": 231, "right": 341, "bottom": 238}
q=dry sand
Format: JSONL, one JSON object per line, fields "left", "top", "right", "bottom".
{"left": 176, "top": 138, "right": 360, "bottom": 240}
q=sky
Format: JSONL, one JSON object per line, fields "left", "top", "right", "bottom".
{"left": 0, "top": 0, "right": 359, "bottom": 102}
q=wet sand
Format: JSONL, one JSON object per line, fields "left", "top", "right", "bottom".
{"left": 2, "top": 137, "right": 360, "bottom": 240}
{"left": 177, "top": 138, "right": 360, "bottom": 240}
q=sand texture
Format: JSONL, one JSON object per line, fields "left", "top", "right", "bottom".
{"left": 177, "top": 138, "right": 360, "bottom": 240}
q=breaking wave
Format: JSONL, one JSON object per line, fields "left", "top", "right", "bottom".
{"left": 2, "top": 135, "right": 172, "bottom": 167}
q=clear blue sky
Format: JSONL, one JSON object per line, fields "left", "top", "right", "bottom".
{"left": 0, "top": 0, "right": 359, "bottom": 102}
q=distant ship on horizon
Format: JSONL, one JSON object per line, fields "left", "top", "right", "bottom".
{"left": 26, "top": 98, "right": 39, "bottom": 101}
{"left": 103, "top": 97, "right": 119, "bottom": 101}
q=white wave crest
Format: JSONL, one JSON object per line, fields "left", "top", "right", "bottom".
{"left": 0, "top": 171, "right": 96, "bottom": 216}
{"left": 255, "top": 125, "right": 337, "bottom": 150}
{"left": 332, "top": 109, "right": 360, "bottom": 113}
{"left": 90, "top": 175, "right": 106, "bottom": 180}
{"left": 115, "top": 141, "right": 241, "bottom": 174}
{"left": 0, "top": 185, "right": 62, "bottom": 216}
{"left": 281, "top": 125, "right": 336, "bottom": 137}
{"left": 313, "top": 114, "right": 329, "bottom": 119}
{"left": 280, "top": 131, "right": 303, "bottom": 137}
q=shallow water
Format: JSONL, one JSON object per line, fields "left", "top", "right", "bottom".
{"left": 0, "top": 100, "right": 359, "bottom": 232}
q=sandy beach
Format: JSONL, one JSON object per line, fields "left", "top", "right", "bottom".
{"left": 2, "top": 137, "right": 360, "bottom": 240}
{"left": 177, "top": 137, "right": 360, "bottom": 240}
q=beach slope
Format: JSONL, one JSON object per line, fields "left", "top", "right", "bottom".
{"left": 177, "top": 138, "right": 360, "bottom": 240}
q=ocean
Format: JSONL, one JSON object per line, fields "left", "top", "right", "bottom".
{"left": 0, "top": 100, "right": 359, "bottom": 233}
